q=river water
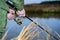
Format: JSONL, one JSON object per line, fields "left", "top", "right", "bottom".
{"left": 4, "top": 13, "right": 60, "bottom": 40}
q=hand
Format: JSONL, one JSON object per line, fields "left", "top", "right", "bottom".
{"left": 7, "top": 9, "right": 15, "bottom": 20}
{"left": 16, "top": 9, "right": 26, "bottom": 17}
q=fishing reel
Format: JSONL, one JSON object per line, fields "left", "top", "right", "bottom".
{"left": 14, "top": 17, "right": 23, "bottom": 25}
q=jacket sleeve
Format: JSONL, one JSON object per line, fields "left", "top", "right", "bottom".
{"left": 10, "top": 0, "right": 24, "bottom": 11}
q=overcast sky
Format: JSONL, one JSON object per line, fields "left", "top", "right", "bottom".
{"left": 24, "top": 0, "right": 59, "bottom": 4}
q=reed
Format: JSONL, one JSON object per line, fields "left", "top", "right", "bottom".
{"left": 2, "top": 19, "right": 60, "bottom": 40}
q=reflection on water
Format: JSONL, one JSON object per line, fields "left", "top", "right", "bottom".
{"left": 26, "top": 13, "right": 60, "bottom": 18}
{"left": 5, "top": 13, "right": 60, "bottom": 40}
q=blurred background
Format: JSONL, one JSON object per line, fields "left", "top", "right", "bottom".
{"left": 5, "top": 0, "right": 60, "bottom": 40}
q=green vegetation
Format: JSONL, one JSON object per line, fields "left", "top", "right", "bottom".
{"left": 26, "top": 12, "right": 60, "bottom": 18}
{"left": 24, "top": 1, "right": 60, "bottom": 13}
{"left": 24, "top": 1, "right": 60, "bottom": 18}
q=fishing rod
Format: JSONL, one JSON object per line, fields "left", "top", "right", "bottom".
{"left": 6, "top": 1, "right": 60, "bottom": 40}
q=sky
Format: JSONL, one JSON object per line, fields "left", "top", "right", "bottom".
{"left": 24, "top": 0, "right": 59, "bottom": 5}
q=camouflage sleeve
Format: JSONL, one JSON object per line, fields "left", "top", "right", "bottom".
{"left": 10, "top": 0, "right": 24, "bottom": 11}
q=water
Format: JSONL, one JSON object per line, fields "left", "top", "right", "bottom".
{"left": 4, "top": 13, "right": 60, "bottom": 40}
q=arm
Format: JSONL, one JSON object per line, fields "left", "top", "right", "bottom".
{"left": 10, "top": 0, "right": 24, "bottom": 11}
{"left": 10, "top": 0, "right": 25, "bottom": 17}
{"left": 7, "top": 0, "right": 25, "bottom": 20}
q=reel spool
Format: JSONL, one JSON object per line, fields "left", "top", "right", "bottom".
{"left": 14, "top": 17, "right": 23, "bottom": 25}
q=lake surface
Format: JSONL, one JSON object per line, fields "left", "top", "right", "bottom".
{"left": 4, "top": 13, "right": 60, "bottom": 40}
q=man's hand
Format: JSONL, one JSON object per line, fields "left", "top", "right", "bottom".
{"left": 7, "top": 9, "right": 15, "bottom": 20}
{"left": 16, "top": 9, "right": 26, "bottom": 17}
{"left": 7, "top": 9, "right": 26, "bottom": 20}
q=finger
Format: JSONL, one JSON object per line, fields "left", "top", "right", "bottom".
{"left": 7, "top": 13, "right": 15, "bottom": 20}
{"left": 9, "top": 9, "right": 15, "bottom": 14}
